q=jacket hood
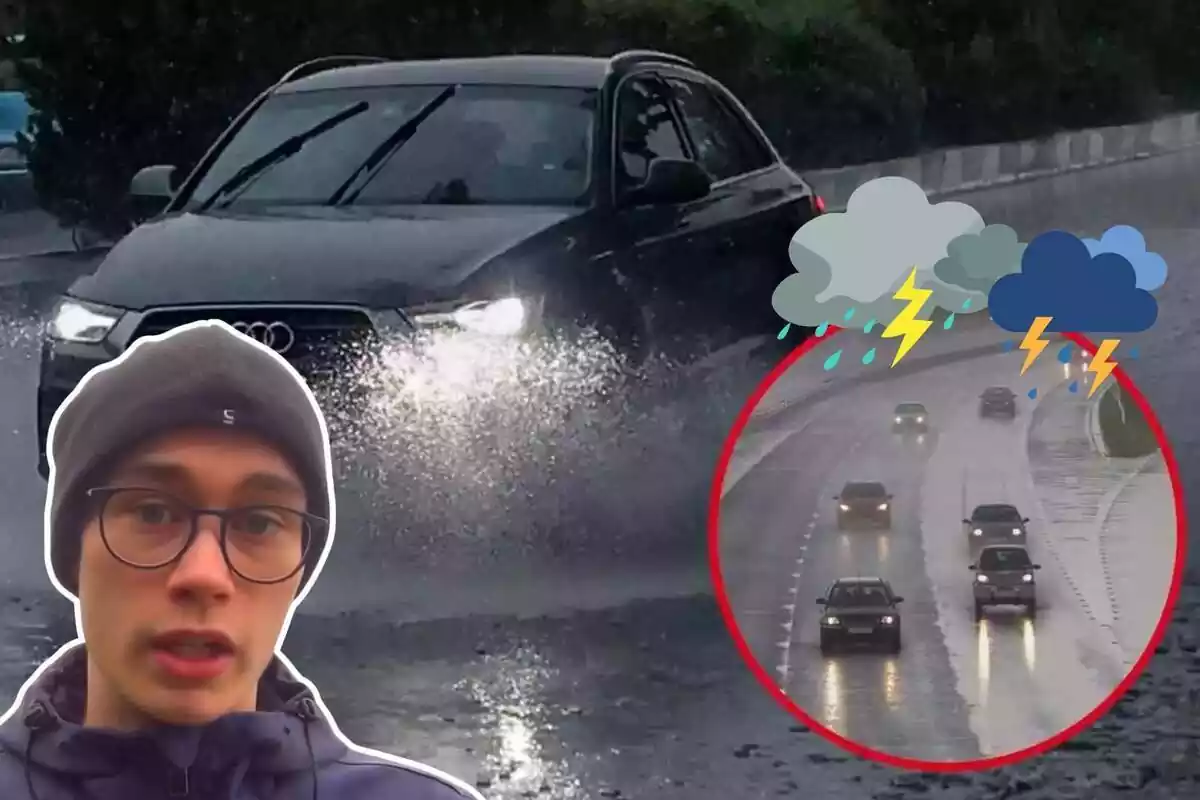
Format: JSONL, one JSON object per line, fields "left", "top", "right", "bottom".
{"left": 71, "top": 205, "right": 580, "bottom": 310}
{"left": 0, "top": 643, "right": 343, "bottom": 797}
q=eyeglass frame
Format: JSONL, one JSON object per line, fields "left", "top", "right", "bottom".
{"left": 84, "top": 486, "right": 325, "bottom": 585}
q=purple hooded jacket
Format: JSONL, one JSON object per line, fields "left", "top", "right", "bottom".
{"left": 0, "top": 644, "right": 482, "bottom": 799}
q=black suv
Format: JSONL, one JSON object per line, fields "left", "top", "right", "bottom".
{"left": 964, "top": 503, "right": 1029, "bottom": 550}
{"left": 35, "top": 52, "right": 822, "bottom": 476}
{"left": 891, "top": 401, "right": 928, "bottom": 433}
{"left": 971, "top": 544, "right": 1040, "bottom": 620}
{"left": 979, "top": 386, "right": 1017, "bottom": 418}
{"left": 833, "top": 481, "right": 893, "bottom": 529}
{"left": 816, "top": 577, "right": 904, "bottom": 654}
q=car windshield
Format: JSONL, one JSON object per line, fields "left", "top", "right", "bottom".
{"left": 186, "top": 84, "right": 596, "bottom": 208}
{"left": 842, "top": 482, "right": 886, "bottom": 498}
{"left": 972, "top": 505, "right": 1020, "bottom": 522}
{"left": 978, "top": 548, "right": 1032, "bottom": 570}
{"left": 828, "top": 584, "right": 890, "bottom": 606}
{"left": 895, "top": 403, "right": 926, "bottom": 414}
{"left": 984, "top": 387, "right": 1012, "bottom": 396}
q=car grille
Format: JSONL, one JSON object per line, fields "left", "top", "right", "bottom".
{"left": 132, "top": 307, "right": 378, "bottom": 377}
{"left": 838, "top": 612, "right": 887, "bottom": 627}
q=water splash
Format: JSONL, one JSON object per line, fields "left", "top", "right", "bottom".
{"left": 862, "top": 347, "right": 877, "bottom": 365}
{"left": 1127, "top": 346, "right": 1140, "bottom": 359}
{"left": 777, "top": 323, "right": 791, "bottom": 340}
{"left": 1027, "top": 388, "right": 1038, "bottom": 399}
{"left": 1068, "top": 381, "right": 1079, "bottom": 393}
{"left": 943, "top": 313, "right": 956, "bottom": 330}
{"left": 816, "top": 321, "right": 829, "bottom": 337}
{"left": 962, "top": 298, "right": 973, "bottom": 310}
{"left": 864, "top": 318, "right": 877, "bottom": 334}
{"left": 1002, "top": 340, "right": 1015, "bottom": 352}
{"left": 823, "top": 350, "right": 842, "bottom": 371}
{"left": 843, "top": 307, "right": 856, "bottom": 322}
{"left": 1056, "top": 344, "right": 1073, "bottom": 363}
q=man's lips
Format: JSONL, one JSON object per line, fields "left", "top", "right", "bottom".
{"left": 148, "top": 630, "right": 237, "bottom": 681}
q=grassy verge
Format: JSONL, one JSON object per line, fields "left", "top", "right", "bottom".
{"left": 1097, "top": 382, "right": 1158, "bottom": 458}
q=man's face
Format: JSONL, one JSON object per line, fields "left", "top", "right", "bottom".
{"left": 76, "top": 427, "right": 309, "bottom": 728}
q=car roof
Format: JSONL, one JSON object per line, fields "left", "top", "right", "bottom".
{"left": 983, "top": 386, "right": 1013, "bottom": 393}
{"left": 281, "top": 56, "right": 618, "bottom": 93}
{"left": 978, "top": 543, "right": 1030, "bottom": 552}
{"left": 973, "top": 503, "right": 1019, "bottom": 512}
{"left": 842, "top": 481, "right": 887, "bottom": 492}
{"left": 832, "top": 576, "right": 886, "bottom": 586}
{"left": 895, "top": 402, "right": 926, "bottom": 409}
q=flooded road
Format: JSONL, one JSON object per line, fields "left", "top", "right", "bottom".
{"left": 0, "top": 148, "right": 1198, "bottom": 798}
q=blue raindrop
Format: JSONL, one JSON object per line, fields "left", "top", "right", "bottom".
{"left": 816, "top": 321, "right": 829, "bottom": 337}
{"left": 777, "top": 323, "right": 791, "bottom": 340}
{"left": 962, "top": 298, "right": 973, "bottom": 310}
{"left": 1002, "top": 340, "right": 1015, "bottom": 352}
{"left": 843, "top": 307, "right": 856, "bottom": 322}
{"left": 862, "top": 347, "right": 877, "bottom": 365}
{"left": 823, "top": 349, "right": 842, "bottom": 370}
{"left": 864, "top": 319, "right": 877, "bottom": 334}
{"left": 1056, "top": 344, "right": 1073, "bottom": 363}
{"left": 943, "top": 313, "right": 956, "bottom": 330}
{"left": 1127, "top": 346, "right": 1140, "bottom": 359}
{"left": 1027, "top": 387, "right": 1038, "bottom": 399}
{"left": 1068, "top": 381, "right": 1079, "bottom": 393}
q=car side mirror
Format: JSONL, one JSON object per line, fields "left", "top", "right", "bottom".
{"left": 893, "top": 596, "right": 904, "bottom": 603}
{"left": 961, "top": 518, "right": 970, "bottom": 524}
{"left": 967, "top": 565, "right": 977, "bottom": 570}
{"left": 625, "top": 157, "right": 711, "bottom": 206}
{"left": 886, "top": 494, "right": 894, "bottom": 500}
{"left": 129, "top": 164, "right": 177, "bottom": 220}
{"left": 815, "top": 598, "right": 826, "bottom": 605}
{"left": 1032, "top": 564, "right": 1042, "bottom": 570}
{"left": 1022, "top": 517, "right": 1030, "bottom": 523}
{"left": 832, "top": 495, "right": 839, "bottom": 500}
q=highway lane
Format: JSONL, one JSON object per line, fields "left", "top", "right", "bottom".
{"left": 721, "top": 336, "right": 1172, "bottom": 763}
{"left": 0, "top": 145, "right": 1197, "bottom": 797}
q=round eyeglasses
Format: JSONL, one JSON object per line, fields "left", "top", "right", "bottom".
{"left": 86, "top": 487, "right": 326, "bottom": 584}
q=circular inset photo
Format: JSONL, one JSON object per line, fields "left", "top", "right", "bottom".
{"left": 710, "top": 326, "right": 1185, "bottom": 770}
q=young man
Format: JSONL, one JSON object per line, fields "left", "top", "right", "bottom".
{"left": 0, "top": 321, "right": 484, "bottom": 799}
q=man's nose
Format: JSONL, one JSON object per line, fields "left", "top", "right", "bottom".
{"left": 165, "top": 516, "right": 235, "bottom": 600}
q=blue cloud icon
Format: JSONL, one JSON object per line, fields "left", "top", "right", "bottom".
{"left": 1082, "top": 224, "right": 1168, "bottom": 291}
{"left": 988, "top": 230, "right": 1158, "bottom": 333}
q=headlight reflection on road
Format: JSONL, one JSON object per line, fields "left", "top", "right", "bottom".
{"left": 1022, "top": 618, "right": 1036, "bottom": 670}
{"left": 877, "top": 533, "right": 889, "bottom": 561}
{"left": 821, "top": 659, "right": 845, "bottom": 734}
{"left": 883, "top": 658, "right": 900, "bottom": 708}
{"left": 977, "top": 619, "right": 991, "bottom": 700}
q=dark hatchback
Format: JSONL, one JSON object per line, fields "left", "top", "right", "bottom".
{"left": 979, "top": 386, "right": 1017, "bottom": 418}
{"left": 833, "top": 481, "right": 893, "bottom": 529}
{"left": 36, "top": 51, "right": 823, "bottom": 476}
{"left": 964, "top": 503, "right": 1030, "bottom": 549}
{"left": 817, "top": 577, "right": 904, "bottom": 654}
{"left": 970, "top": 544, "right": 1040, "bottom": 620}
{"left": 891, "top": 401, "right": 928, "bottom": 433}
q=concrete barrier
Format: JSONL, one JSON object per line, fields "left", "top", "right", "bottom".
{"left": 804, "top": 111, "right": 1200, "bottom": 209}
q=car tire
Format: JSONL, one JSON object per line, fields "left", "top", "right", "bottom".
{"left": 881, "top": 514, "right": 892, "bottom": 529}
{"left": 887, "top": 630, "right": 902, "bottom": 653}
{"left": 974, "top": 601, "right": 985, "bottom": 621}
{"left": 1025, "top": 601, "right": 1037, "bottom": 620}
{"left": 819, "top": 634, "right": 835, "bottom": 655}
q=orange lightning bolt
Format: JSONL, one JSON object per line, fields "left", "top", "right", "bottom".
{"left": 1086, "top": 339, "right": 1120, "bottom": 397}
{"left": 1018, "top": 316, "right": 1053, "bottom": 374}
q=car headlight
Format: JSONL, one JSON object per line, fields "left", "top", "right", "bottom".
{"left": 916, "top": 416, "right": 924, "bottom": 423}
{"left": 48, "top": 298, "right": 123, "bottom": 343}
{"left": 976, "top": 574, "right": 988, "bottom": 583}
{"left": 410, "top": 297, "right": 531, "bottom": 336}
{"left": 1022, "top": 573, "right": 1033, "bottom": 583}
{"left": 1012, "top": 528, "right": 1023, "bottom": 535}
{"left": 839, "top": 504, "right": 850, "bottom": 512}
{"left": 880, "top": 615, "right": 895, "bottom": 624}
{"left": 894, "top": 416, "right": 902, "bottom": 424}
{"left": 822, "top": 616, "right": 840, "bottom": 626}
{"left": 877, "top": 503, "right": 888, "bottom": 511}
{"left": 972, "top": 528, "right": 983, "bottom": 536}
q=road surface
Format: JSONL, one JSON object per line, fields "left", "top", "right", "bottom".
{"left": 0, "top": 148, "right": 1197, "bottom": 797}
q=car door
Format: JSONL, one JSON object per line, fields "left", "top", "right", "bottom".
{"left": 607, "top": 72, "right": 711, "bottom": 363}
{"left": 658, "top": 71, "right": 817, "bottom": 348}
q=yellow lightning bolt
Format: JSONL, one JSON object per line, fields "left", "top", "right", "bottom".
{"left": 1018, "top": 316, "right": 1053, "bottom": 374}
{"left": 1086, "top": 339, "right": 1120, "bottom": 398}
{"left": 881, "top": 267, "right": 933, "bottom": 366}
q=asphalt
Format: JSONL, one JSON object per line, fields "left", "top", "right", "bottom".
{"left": 0, "top": 148, "right": 1196, "bottom": 797}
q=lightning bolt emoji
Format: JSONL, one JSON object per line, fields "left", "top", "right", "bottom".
{"left": 1018, "top": 315, "right": 1053, "bottom": 375}
{"left": 1086, "top": 339, "right": 1120, "bottom": 398}
{"left": 881, "top": 267, "right": 933, "bottom": 366}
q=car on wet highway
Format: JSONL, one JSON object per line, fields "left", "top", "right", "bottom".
{"left": 891, "top": 401, "right": 929, "bottom": 433}
{"left": 34, "top": 51, "right": 825, "bottom": 477}
{"left": 970, "top": 544, "right": 1040, "bottom": 620}
{"left": 833, "top": 481, "right": 892, "bottom": 529}
{"left": 979, "top": 385, "right": 1017, "bottom": 418}
{"left": 964, "top": 503, "right": 1029, "bottom": 550}
{"left": 816, "top": 577, "right": 904, "bottom": 654}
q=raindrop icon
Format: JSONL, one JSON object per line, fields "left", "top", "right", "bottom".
{"left": 1027, "top": 387, "right": 1038, "bottom": 399}
{"left": 816, "top": 321, "right": 829, "bottom": 337}
{"left": 1127, "top": 346, "right": 1140, "bottom": 359}
{"left": 843, "top": 307, "right": 856, "bottom": 322}
{"left": 943, "top": 313, "right": 956, "bottom": 330}
{"left": 862, "top": 347, "right": 877, "bottom": 365}
{"left": 864, "top": 319, "right": 877, "bottom": 334}
{"left": 823, "top": 349, "right": 842, "bottom": 371}
{"left": 962, "top": 298, "right": 973, "bottom": 310}
{"left": 777, "top": 323, "right": 791, "bottom": 340}
{"left": 1002, "top": 340, "right": 1015, "bottom": 352}
{"left": 1057, "top": 344, "right": 1073, "bottom": 363}
{"left": 1068, "top": 381, "right": 1079, "bottom": 393}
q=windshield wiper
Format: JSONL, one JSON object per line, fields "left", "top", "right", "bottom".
{"left": 328, "top": 85, "right": 457, "bottom": 206}
{"left": 196, "top": 101, "right": 370, "bottom": 212}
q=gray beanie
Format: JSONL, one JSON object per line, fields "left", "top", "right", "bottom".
{"left": 46, "top": 321, "right": 333, "bottom": 596}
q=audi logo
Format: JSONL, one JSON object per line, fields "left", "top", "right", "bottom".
{"left": 231, "top": 321, "right": 296, "bottom": 354}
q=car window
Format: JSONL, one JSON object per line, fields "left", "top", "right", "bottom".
{"left": 829, "top": 583, "right": 889, "bottom": 606}
{"left": 615, "top": 76, "right": 687, "bottom": 189}
{"left": 186, "top": 84, "right": 596, "bottom": 208}
{"left": 663, "top": 77, "right": 772, "bottom": 181}
{"left": 971, "top": 505, "right": 1020, "bottom": 522}
{"left": 979, "top": 548, "right": 1032, "bottom": 570}
{"left": 896, "top": 403, "right": 926, "bottom": 414}
{"left": 842, "top": 482, "right": 886, "bottom": 498}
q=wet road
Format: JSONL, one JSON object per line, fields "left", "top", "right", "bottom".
{"left": 719, "top": 338, "right": 1172, "bottom": 762}
{"left": 0, "top": 147, "right": 1197, "bottom": 798}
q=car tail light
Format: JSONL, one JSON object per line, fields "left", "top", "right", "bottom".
{"left": 813, "top": 195, "right": 827, "bottom": 214}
